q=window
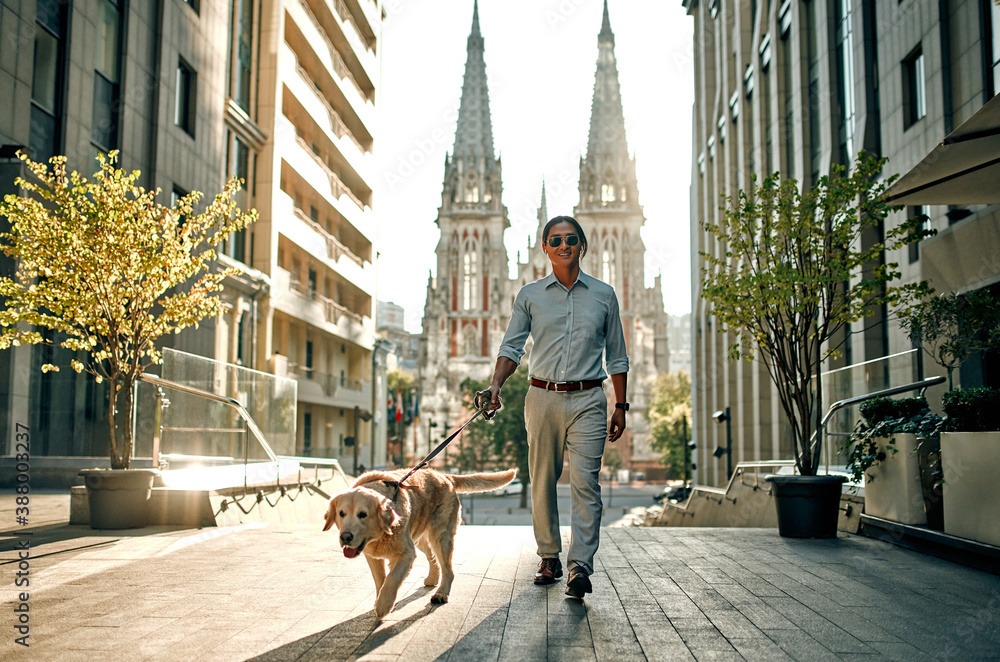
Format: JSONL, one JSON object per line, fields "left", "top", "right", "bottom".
{"left": 602, "top": 239, "right": 616, "bottom": 286}
{"left": 464, "top": 176, "right": 479, "bottom": 203}
{"left": 30, "top": 0, "right": 67, "bottom": 161}
{"left": 908, "top": 206, "right": 927, "bottom": 264}
{"left": 835, "top": 0, "right": 856, "bottom": 165}
{"left": 462, "top": 325, "right": 479, "bottom": 357}
{"left": 903, "top": 48, "right": 926, "bottom": 129}
{"left": 305, "top": 340, "right": 314, "bottom": 378}
{"left": 230, "top": 0, "right": 253, "bottom": 109}
{"left": 92, "top": 0, "right": 122, "bottom": 155}
{"left": 463, "top": 240, "right": 478, "bottom": 311}
{"left": 806, "top": 0, "right": 822, "bottom": 185}
{"left": 303, "top": 413, "right": 312, "bottom": 456}
{"left": 781, "top": 28, "right": 795, "bottom": 175}
{"left": 176, "top": 59, "right": 197, "bottom": 136}
{"left": 601, "top": 183, "right": 616, "bottom": 203}
{"left": 236, "top": 314, "right": 246, "bottom": 365}
{"left": 171, "top": 185, "right": 189, "bottom": 225}
{"left": 992, "top": 0, "right": 1000, "bottom": 96}
{"left": 308, "top": 268, "right": 318, "bottom": 297}
{"left": 223, "top": 132, "right": 250, "bottom": 263}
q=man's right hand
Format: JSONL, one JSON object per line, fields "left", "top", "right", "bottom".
{"left": 485, "top": 384, "right": 503, "bottom": 411}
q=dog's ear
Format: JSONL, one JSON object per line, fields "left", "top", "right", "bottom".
{"left": 323, "top": 495, "right": 341, "bottom": 532}
{"left": 378, "top": 497, "right": 399, "bottom": 535}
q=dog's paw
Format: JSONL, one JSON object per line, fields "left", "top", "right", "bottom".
{"left": 430, "top": 593, "right": 449, "bottom": 604}
{"left": 423, "top": 576, "right": 438, "bottom": 587}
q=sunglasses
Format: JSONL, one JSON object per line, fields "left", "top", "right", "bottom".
{"left": 545, "top": 235, "right": 580, "bottom": 248}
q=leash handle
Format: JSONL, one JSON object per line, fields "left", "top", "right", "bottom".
{"left": 474, "top": 389, "right": 500, "bottom": 420}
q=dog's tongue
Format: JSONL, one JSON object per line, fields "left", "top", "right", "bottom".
{"left": 343, "top": 546, "right": 359, "bottom": 559}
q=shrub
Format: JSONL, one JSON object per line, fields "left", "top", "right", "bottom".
{"left": 942, "top": 387, "right": 1000, "bottom": 432}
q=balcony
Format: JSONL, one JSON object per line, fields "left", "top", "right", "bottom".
{"left": 288, "top": 364, "right": 371, "bottom": 409}
{"left": 287, "top": 0, "right": 374, "bottom": 128}
{"left": 271, "top": 266, "right": 374, "bottom": 349}
{"left": 277, "top": 115, "right": 375, "bottom": 241}
{"left": 323, "top": 0, "right": 378, "bottom": 84}
{"left": 274, "top": 191, "right": 374, "bottom": 295}
{"left": 282, "top": 44, "right": 372, "bottom": 181}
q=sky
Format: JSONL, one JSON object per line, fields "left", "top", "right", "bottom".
{"left": 374, "top": 0, "right": 695, "bottom": 333}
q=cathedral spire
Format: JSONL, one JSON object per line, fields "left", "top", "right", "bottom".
{"left": 452, "top": 0, "right": 494, "bottom": 163}
{"left": 577, "top": 0, "right": 639, "bottom": 211}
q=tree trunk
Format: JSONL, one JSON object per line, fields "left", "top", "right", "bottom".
{"left": 121, "top": 375, "right": 135, "bottom": 470}
{"left": 107, "top": 376, "right": 123, "bottom": 469}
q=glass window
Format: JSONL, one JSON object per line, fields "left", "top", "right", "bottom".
{"left": 908, "top": 205, "right": 927, "bottom": 264}
{"left": 781, "top": 31, "right": 795, "bottom": 175}
{"left": 176, "top": 60, "right": 197, "bottom": 136}
{"left": 463, "top": 241, "right": 478, "bottom": 311}
{"left": 32, "top": 29, "right": 58, "bottom": 112}
{"left": 92, "top": 73, "right": 116, "bottom": 152}
{"left": 903, "top": 48, "right": 926, "bottom": 129}
{"left": 31, "top": 2, "right": 65, "bottom": 161}
{"left": 95, "top": 1, "right": 121, "bottom": 83}
{"left": 992, "top": 1, "right": 1000, "bottom": 95}
{"left": 232, "top": 0, "right": 254, "bottom": 110}
{"left": 836, "top": 0, "right": 856, "bottom": 166}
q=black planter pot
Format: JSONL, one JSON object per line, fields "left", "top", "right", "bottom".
{"left": 766, "top": 474, "right": 847, "bottom": 538}
{"left": 79, "top": 469, "right": 158, "bottom": 529}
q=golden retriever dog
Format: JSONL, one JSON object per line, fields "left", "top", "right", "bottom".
{"left": 323, "top": 467, "right": 516, "bottom": 619}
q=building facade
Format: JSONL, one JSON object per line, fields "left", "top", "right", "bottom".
{"left": 687, "top": 0, "right": 1000, "bottom": 486}
{"left": 253, "top": 0, "right": 385, "bottom": 466}
{"left": 418, "top": 2, "right": 669, "bottom": 472}
{"left": 0, "top": 0, "right": 387, "bottom": 472}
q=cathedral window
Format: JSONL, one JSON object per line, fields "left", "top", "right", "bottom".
{"left": 464, "top": 175, "right": 479, "bottom": 203}
{"left": 602, "top": 238, "right": 617, "bottom": 285}
{"left": 601, "top": 183, "right": 616, "bottom": 203}
{"left": 463, "top": 240, "right": 479, "bottom": 310}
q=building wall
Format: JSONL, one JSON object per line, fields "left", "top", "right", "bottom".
{"left": 0, "top": 0, "right": 261, "bottom": 458}
{"left": 687, "top": 0, "right": 1000, "bottom": 486}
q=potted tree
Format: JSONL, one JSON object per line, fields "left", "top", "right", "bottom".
{"left": 0, "top": 152, "right": 256, "bottom": 528}
{"left": 701, "top": 151, "right": 932, "bottom": 537}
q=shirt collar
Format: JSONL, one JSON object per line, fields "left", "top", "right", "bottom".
{"left": 543, "top": 271, "right": 591, "bottom": 291}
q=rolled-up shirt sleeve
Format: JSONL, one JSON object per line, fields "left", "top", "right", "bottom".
{"left": 497, "top": 289, "right": 530, "bottom": 365}
{"left": 604, "top": 290, "right": 630, "bottom": 375}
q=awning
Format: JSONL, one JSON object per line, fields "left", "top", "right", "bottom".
{"left": 884, "top": 94, "right": 1000, "bottom": 205}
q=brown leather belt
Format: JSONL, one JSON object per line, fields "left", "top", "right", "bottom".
{"left": 530, "top": 378, "right": 604, "bottom": 392}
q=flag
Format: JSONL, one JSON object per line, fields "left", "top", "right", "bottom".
{"left": 396, "top": 388, "right": 403, "bottom": 422}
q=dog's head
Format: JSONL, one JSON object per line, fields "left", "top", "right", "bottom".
{"left": 323, "top": 486, "right": 400, "bottom": 559}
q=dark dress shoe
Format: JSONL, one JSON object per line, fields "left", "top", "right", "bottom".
{"left": 534, "top": 558, "right": 563, "bottom": 585}
{"left": 565, "top": 566, "right": 592, "bottom": 599}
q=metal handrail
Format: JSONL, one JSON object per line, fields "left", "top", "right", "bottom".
{"left": 809, "top": 375, "right": 947, "bottom": 466}
{"left": 139, "top": 373, "right": 278, "bottom": 463}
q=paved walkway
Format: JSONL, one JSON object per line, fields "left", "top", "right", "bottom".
{"left": 2, "top": 495, "right": 1000, "bottom": 661}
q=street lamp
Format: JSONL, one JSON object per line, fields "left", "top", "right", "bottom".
{"left": 712, "top": 407, "right": 732, "bottom": 481}
{"left": 352, "top": 405, "right": 372, "bottom": 475}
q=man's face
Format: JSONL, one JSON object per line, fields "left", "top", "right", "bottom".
{"left": 543, "top": 221, "right": 583, "bottom": 270}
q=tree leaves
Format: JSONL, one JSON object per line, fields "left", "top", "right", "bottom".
{"left": 0, "top": 151, "right": 258, "bottom": 467}
{"left": 699, "top": 152, "right": 934, "bottom": 475}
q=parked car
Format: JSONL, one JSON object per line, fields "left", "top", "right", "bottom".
{"left": 497, "top": 480, "right": 523, "bottom": 496}
{"left": 653, "top": 485, "right": 691, "bottom": 504}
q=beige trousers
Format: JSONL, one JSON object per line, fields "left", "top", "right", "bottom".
{"left": 524, "top": 385, "right": 607, "bottom": 576}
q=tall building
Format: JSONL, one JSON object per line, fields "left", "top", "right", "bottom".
{"left": 0, "top": 0, "right": 388, "bottom": 474}
{"left": 418, "top": 1, "right": 669, "bottom": 473}
{"left": 668, "top": 314, "right": 692, "bottom": 377}
{"left": 0, "top": 0, "right": 264, "bottom": 460}
{"left": 687, "top": 0, "right": 1000, "bottom": 486}
{"left": 254, "top": 0, "right": 386, "bottom": 465}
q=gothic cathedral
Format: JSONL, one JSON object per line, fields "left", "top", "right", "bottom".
{"left": 419, "top": 1, "right": 669, "bottom": 474}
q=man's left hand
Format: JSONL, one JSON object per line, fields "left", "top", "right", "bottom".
{"left": 608, "top": 408, "right": 626, "bottom": 442}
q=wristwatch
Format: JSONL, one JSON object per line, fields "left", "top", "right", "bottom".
{"left": 615, "top": 402, "right": 630, "bottom": 411}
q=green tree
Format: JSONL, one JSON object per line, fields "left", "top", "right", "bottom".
{"left": 897, "top": 290, "right": 1000, "bottom": 391}
{"left": 460, "top": 365, "right": 531, "bottom": 508}
{"left": 700, "top": 152, "right": 932, "bottom": 476}
{"left": 0, "top": 152, "right": 256, "bottom": 469}
{"left": 648, "top": 371, "right": 692, "bottom": 478}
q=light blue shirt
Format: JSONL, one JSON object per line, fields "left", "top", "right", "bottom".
{"left": 497, "top": 271, "right": 629, "bottom": 382}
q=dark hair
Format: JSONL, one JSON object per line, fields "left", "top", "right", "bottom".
{"left": 542, "top": 216, "right": 588, "bottom": 257}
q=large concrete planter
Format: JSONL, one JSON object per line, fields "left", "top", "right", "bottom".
{"left": 79, "top": 469, "right": 158, "bottom": 529}
{"left": 941, "top": 431, "right": 1000, "bottom": 546}
{"left": 864, "top": 434, "right": 927, "bottom": 526}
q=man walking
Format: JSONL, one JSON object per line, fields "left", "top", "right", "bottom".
{"left": 484, "top": 215, "right": 629, "bottom": 599}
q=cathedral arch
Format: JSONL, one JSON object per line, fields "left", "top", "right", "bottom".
{"left": 462, "top": 323, "right": 479, "bottom": 357}
{"left": 464, "top": 173, "right": 479, "bottom": 203}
